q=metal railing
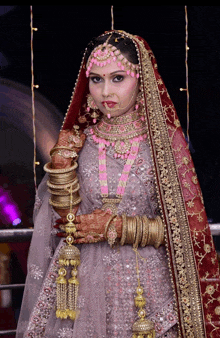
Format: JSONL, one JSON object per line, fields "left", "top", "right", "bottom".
{"left": 0, "top": 224, "right": 219, "bottom": 336}
{"left": 0, "top": 228, "right": 33, "bottom": 336}
{"left": 0, "top": 228, "right": 33, "bottom": 243}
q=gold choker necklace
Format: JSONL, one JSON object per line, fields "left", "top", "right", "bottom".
{"left": 91, "top": 109, "right": 147, "bottom": 143}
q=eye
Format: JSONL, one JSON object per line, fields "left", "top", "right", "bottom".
{"left": 90, "top": 76, "right": 103, "bottom": 83}
{"left": 113, "top": 75, "right": 124, "bottom": 82}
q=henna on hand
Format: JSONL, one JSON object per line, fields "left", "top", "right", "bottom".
{"left": 53, "top": 209, "right": 122, "bottom": 244}
{"left": 51, "top": 129, "right": 86, "bottom": 170}
{"left": 74, "top": 209, "right": 122, "bottom": 244}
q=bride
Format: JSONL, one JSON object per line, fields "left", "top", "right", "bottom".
{"left": 16, "top": 30, "right": 220, "bottom": 338}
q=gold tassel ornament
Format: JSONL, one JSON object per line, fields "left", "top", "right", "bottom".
{"left": 56, "top": 186, "right": 81, "bottom": 321}
{"left": 132, "top": 248, "right": 155, "bottom": 338}
{"left": 56, "top": 265, "right": 68, "bottom": 319}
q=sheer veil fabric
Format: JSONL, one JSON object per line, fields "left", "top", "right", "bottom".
{"left": 16, "top": 31, "right": 220, "bottom": 338}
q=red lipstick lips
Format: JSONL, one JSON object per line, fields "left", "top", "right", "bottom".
{"left": 102, "top": 101, "right": 117, "bottom": 108}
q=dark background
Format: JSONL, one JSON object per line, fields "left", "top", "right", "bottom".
{"left": 0, "top": 6, "right": 220, "bottom": 333}
{"left": 0, "top": 5, "right": 220, "bottom": 221}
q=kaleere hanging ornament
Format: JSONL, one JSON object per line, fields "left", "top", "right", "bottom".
{"left": 56, "top": 186, "right": 80, "bottom": 320}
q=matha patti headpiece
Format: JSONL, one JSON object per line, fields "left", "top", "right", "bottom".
{"left": 86, "top": 42, "right": 140, "bottom": 79}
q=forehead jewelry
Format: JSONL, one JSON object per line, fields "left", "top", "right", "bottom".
{"left": 86, "top": 43, "right": 139, "bottom": 79}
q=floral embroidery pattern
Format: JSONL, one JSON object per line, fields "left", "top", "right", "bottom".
{"left": 30, "top": 264, "right": 43, "bottom": 280}
{"left": 24, "top": 240, "right": 65, "bottom": 337}
{"left": 57, "top": 328, "right": 73, "bottom": 338}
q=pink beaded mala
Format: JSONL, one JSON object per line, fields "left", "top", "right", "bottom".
{"left": 93, "top": 133, "right": 144, "bottom": 214}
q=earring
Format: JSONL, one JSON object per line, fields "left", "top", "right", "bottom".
{"left": 135, "top": 91, "right": 145, "bottom": 121}
{"left": 86, "top": 94, "right": 100, "bottom": 123}
{"left": 135, "top": 91, "right": 144, "bottom": 111}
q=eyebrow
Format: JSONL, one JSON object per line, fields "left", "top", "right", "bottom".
{"left": 89, "top": 70, "right": 126, "bottom": 76}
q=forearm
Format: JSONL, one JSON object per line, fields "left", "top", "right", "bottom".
{"left": 45, "top": 128, "right": 86, "bottom": 219}
{"left": 44, "top": 162, "right": 81, "bottom": 219}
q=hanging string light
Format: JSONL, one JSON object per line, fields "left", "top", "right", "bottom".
{"left": 30, "top": 6, "right": 39, "bottom": 193}
{"left": 180, "top": 5, "right": 190, "bottom": 144}
{"left": 111, "top": 5, "right": 114, "bottom": 30}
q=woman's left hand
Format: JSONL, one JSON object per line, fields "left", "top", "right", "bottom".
{"left": 74, "top": 209, "right": 122, "bottom": 244}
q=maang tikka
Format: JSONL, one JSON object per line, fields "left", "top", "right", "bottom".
{"left": 86, "top": 42, "right": 140, "bottom": 79}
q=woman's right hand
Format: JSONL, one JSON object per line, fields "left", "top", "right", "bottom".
{"left": 51, "top": 127, "right": 86, "bottom": 169}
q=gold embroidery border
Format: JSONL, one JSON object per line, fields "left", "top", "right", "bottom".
{"left": 136, "top": 38, "right": 206, "bottom": 337}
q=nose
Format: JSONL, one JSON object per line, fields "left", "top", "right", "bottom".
{"left": 102, "top": 80, "right": 112, "bottom": 98}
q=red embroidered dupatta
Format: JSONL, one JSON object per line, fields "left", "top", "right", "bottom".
{"left": 62, "top": 31, "right": 220, "bottom": 338}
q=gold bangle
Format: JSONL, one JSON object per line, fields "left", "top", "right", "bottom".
{"left": 125, "top": 216, "right": 133, "bottom": 244}
{"left": 133, "top": 216, "right": 141, "bottom": 249}
{"left": 47, "top": 178, "right": 78, "bottom": 190}
{"left": 120, "top": 214, "right": 127, "bottom": 246}
{"left": 44, "top": 162, "right": 78, "bottom": 174}
{"left": 126, "top": 216, "right": 136, "bottom": 245}
{"left": 148, "top": 218, "right": 154, "bottom": 246}
{"left": 148, "top": 218, "right": 159, "bottom": 246}
{"left": 132, "top": 217, "right": 137, "bottom": 244}
{"left": 48, "top": 188, "right": 70, "bottom": 196}
{"left": 154, "top": 216, "right": 164, "bottom": 249}
{"left": 49, "top": 171, "right": 76, "bottom": 185}
{"left": 49, "top": 175, "right": 77, "bottom": 186}
{"left": 47, "top": 182, "right": 79, "bottom": 196}
{"left": 49, "top": 196, "right": 81, "bottom": 209}
{"left": 139, "top": 216, "right": 143, "bottom": 246}
{"left": 141, "top": 216, "right": 149, "bottom": 247}
{"left": 50, "top": 191, "right": 80, "bottom": 204}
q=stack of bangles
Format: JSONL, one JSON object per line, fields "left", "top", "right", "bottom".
{"left": 44, "top": 161, "right": 81, "bottom": 209}
{"left": 113, "top": 214, "right": 164, "bottom": 248}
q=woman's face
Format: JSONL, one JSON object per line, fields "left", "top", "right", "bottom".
{"left": 88, "top": 60, "right": 139, "bottom": 118}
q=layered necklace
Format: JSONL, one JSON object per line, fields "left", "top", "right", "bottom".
{"left": 89, "top": 109, "right": 147, "bottom": 214}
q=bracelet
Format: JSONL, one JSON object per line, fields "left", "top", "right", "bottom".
{"left": 141, "top": 216, "right": 149, "bottom": 247}
{"left": 154, "top": 216, "right": 164, "bottom": 249}
{"left": 126, "top": 216, "right": 136, "bottom": 245}
{"left": 49, "top": 196, "right": 82, "bottom": 209}
{"left": 148, "top": 218, "right": 156, "bottom": 246}
{"left": 125, "top": 216, "right": 132, "bottom": 244}
{"left": 118, "top": 213, "right": 165, "bottom": 248}
{"left": 50, "top": 191, "right": 80, "bottom": 205}
{"left": 47, "top": 178, "right": 78, "bottom": 190}
{"left": 120, "top": 214, "right": 127, "bottom": 246}
{"left": 49, "top": 171, "right": 76, "bottom": 185}
{"left": 50, "top": 146, "right": 77, "bottom": 156}
{"left": 44, "top": 162, "right": 77, "bottom": 174}
{"left": 48, "top": 182, "right": 79, "bottom": 196}
{"left": 68, "top": 130, "right": 83, "bottom": 148}
{"left": 104, "top": 214, "right": 117, "bottom": 239}
{"left": 50, "top": 148, "right": 78, "bottom": 159}
{"left": 133, "top": 216, "right": 142, "bottom": 249}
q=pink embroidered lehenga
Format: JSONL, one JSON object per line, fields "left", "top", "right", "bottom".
{"left": 16, "top": 31, "right": 220, "bottom": 338}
